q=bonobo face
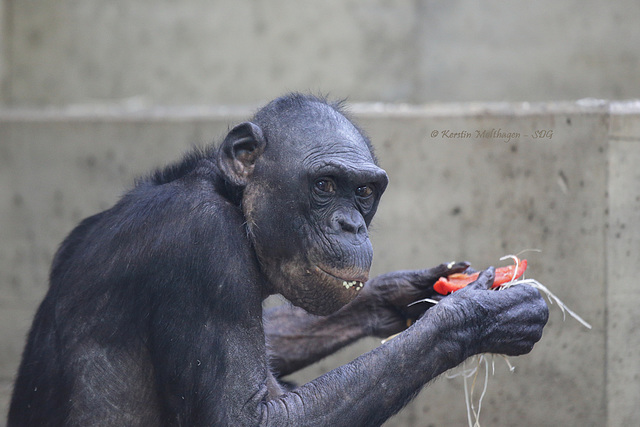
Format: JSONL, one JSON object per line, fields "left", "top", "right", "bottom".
{"left": 239, "top": 96, "right": 388, "bottom": 315}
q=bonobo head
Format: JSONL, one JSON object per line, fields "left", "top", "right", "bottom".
{"left": 218, "top": 94, "right": 388, "bottom": 315}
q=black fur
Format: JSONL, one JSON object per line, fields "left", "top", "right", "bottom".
{"left": 8, "top": 94, "right": 548, "bottom": 426}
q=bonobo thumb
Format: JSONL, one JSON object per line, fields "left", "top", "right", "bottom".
{"left": 463, "top": 267, "right": 495, "bottom": 291}
{"left": 421, "top": 261, "right": 470, "bottom": 286}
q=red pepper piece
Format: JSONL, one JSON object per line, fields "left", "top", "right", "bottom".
{"left": 434, "top": 259, "right": 528, "bottom": 295}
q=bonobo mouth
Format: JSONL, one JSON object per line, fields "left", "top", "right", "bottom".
{"left": 314, "top": 265, "right": 369, "bottom": 292}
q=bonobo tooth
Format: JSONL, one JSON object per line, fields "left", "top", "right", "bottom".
{"left": 343, "top": 280, "right": 364, "bottom": 290}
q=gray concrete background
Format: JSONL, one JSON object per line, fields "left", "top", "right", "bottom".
{"left": 1, "top": 0, "right": 640, "bottom": 426}
{"left": 1, "top": 0, "right": 640, "bottom": 107}
{"left": 1, "top": 102, "right": 638, "bottom": 426}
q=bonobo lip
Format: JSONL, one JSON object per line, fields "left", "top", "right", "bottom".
{"left": 314, "top": 265, "right": 369, "bottom": 291}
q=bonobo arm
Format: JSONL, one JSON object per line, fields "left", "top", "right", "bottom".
{"left": 264, "top": 304, "right": 369, "bottom": 377}
{"left": 260, "top": 269, "right": 548, "bottom": 426}
{"left": 265, "top": 262, "right": 469, "bottom": 376}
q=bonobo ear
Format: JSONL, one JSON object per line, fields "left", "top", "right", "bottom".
{"left": 218, "top": 122, "right": 266, "bottom": 187}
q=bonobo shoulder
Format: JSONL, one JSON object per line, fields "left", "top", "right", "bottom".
{"left": 144, "top": 145, "right": 219, "bottom": 187}
{"left": 134, "top": 144, "right": 249, "bottom": 208}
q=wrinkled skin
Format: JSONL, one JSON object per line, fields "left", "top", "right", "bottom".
{"left": 240, "top": 99, "right": 388, "bottom": 315}
{"left": 8, "top": 94, "right": 548, "bottom": 427}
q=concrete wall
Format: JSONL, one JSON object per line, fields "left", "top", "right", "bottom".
{"left": 1, "top": 101, "right": 638, "bottom": 426}
{"left": 1, "top": 0, "right": 640, "bottom": 107}
{"left": 2, "top": 0, "right": 640, "bottom": 425}
{"left": 607, "top": 104, "right": 640, "bottom": 426}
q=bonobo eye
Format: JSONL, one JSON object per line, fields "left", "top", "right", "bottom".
{"left": 355, "top": 184, "right": 374, "bottom": 199}
{"left": 315, "top": 179, "right": 337, "bottom": 194}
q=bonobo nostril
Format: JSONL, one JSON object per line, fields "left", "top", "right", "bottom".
{"left": 338, "top": 217, "right": 357, "bottom": 233}
{"left": 333, "top": 211, "right": 366, "bottom": 235}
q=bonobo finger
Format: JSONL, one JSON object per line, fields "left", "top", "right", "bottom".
{"left": 481, "top": 285, "right": 549, "bottom": 356}
{"left": 397, "top": 263, "right": 469, "bottom": 320}
{"left": 462, "top": 266, "right": 478, "bottom": 275}
{"left": 463, "top": 267, "right": 495, "bottom": 291}
{"left": 417, "top": 261, "right": 470, "bottom": 287}
{"left": 443, "top": 261, "right": 471, "bottom": 276}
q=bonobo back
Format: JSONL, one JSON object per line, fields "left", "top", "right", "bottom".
{"left": 8, "top": 94, "right": 548, "bottom": 427}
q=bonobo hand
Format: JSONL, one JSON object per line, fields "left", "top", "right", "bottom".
{"left": 430, "top": 268, "right": 549, "bottom": 357}
{"left": 349, "top": 262, "right": 470, "bottom": 338}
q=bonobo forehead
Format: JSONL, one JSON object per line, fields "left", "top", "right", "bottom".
{"left": 252, "top": 94, "right": 377, "bottom": 166}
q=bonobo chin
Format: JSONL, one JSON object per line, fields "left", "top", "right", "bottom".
{"left": 8, "top": 93, "right": 548, "bottom": 427}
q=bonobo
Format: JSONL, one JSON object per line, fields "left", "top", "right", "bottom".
{"left": 8, "top": 94, "right": 548, "bottom": 426}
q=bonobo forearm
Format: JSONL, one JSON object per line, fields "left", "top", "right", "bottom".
{"left": 259, "top": 282, "right": 548, "bottom": 426}
{"left": 261, "top": 311, "right": 462, "bottom": 427}
{"left": 264, "top": 304, "right": 368, "bottom": 376}
{"left": 263, "top": 263, "right": 471, "bottom": 376}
